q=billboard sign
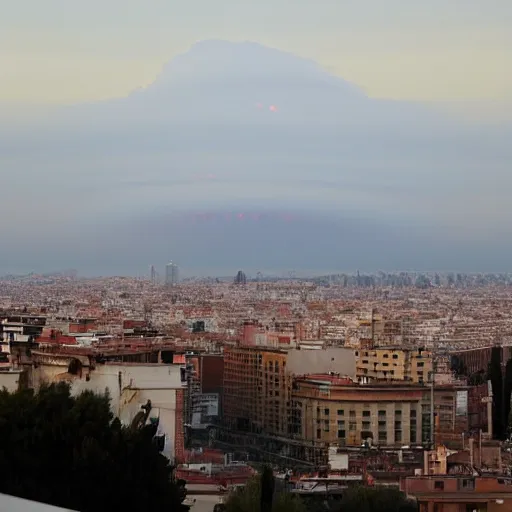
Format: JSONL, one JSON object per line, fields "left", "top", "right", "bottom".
{"left": 191, "top": 393, "right": 219, "bottom": 427}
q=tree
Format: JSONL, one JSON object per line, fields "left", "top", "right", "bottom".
{"left": 503, "top": 358, "right": 512, "bottom": 438}
{"left": 340, "top": 486, "right": 417, "bottom": 512}
{"left": 260, "top": 465, "right": 275, "bottom": 512}
{"left": 0, "top": 382, "right": 182, "bottom": 512}
{"left": 224, "top": 480, "right": 416, "bottom": 512}
{"left": 224, "top": 473, "right": 305, "bottom": 512}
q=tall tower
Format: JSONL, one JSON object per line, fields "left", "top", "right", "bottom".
{"left": 234, "top": 270, "right": 247, "bottom": 285}
{"left": 149, "top": 265, "right": 157, "bottom": 284}
{"left": 165, "top": 262, "right": 179, "bottom": 287}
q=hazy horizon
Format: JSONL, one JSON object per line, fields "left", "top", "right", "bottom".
{"left": 1, "top": 35, "right": 510, "bottom": 276}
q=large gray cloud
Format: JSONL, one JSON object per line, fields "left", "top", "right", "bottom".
{"left": 1, "top": 41, "right": 510, "bottom": 276}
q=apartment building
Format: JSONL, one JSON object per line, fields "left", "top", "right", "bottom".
{"left": 356, "top": 347, "right": 432, "bottom": 383}
{"left": 223, "top": 345, "right": 291, "bottom": 436}
{"left": 223, "top": 343, "right": 356, "bottom": 433}
{"left": 222, "top": 344, "right": 356, "bottom": 465}
{"left": 404, "top": 475, "right": 512, "bottom": 511}
{"left": 291, "top": 374, "right": 425, "bottom": 451}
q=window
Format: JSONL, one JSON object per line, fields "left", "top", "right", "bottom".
{"left": 434, "top": 481, "right": 444, "bottom": 490}
{"left": 392, "top": 354, "right": 398, "bottom": 359}
{"left": 411, "top": 409, "right": 417, "bottom": 418}
{"left": 349, "top": 422, "right": 356, "bottom": 431}
{"left": 395, "top": 409, "right": 402, "bottom": 417}
{"left": 458, "top": 479, "right": 475, "bottom": 491}
{"left": 317, "top": 429, "right": 321, "bottom": 439}
{"left": 362, "top": 410, "right": 370, "bottom": 417}
{"left": 378, "top": 431, "right": 387, "bottom": 442}
{"left": 337, "top": 420, "right": 345, "bottom": 427}
{"left": 378, "top": 410, "right": 386, "bottom": 417}
{"left": 349, "top": 410, "right": 356, "bottom": 418}
{"left": 362, "top": 421, "right": 370, "bottom": 430}
{"left": 395, "top": 430, "right": 402, "bottom": 443}
{"left": 338, "top": 430, "right": 346, "bottom": 439}
{"left": 324, "top": 408, "right": 330, "bottom": 416}
{"left": 337, "top": 409, "right": 344, "bottom": 416}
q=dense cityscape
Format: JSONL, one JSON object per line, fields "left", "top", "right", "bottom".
{"left": 3, "top": 267, "right": 512, "bottom": 510}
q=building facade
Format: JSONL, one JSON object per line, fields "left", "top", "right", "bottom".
{"left": 165, "top": 262, "right": 179, "bottom": 286}
{"left": 404, "top": 475, "right": 512, "bottom": 511}
{"left": 291, "top": 375, "right": 425, "bottom": 449}
{"left": 355, "top": 347, "right": 432, "bottom": 383}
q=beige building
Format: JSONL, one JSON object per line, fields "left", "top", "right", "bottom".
{"left": 223, "top": 344, "right": 356, "bottom": 436}
{"left": 356, "top": 347, "right": 432, "bottom": 383}
{"left": 291, "top": 374, "right": 425, "bottom": 453}
{"left": 0, "top": 369, "right": 26, "bottom": 392}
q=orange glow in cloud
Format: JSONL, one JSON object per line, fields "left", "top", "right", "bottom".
{"left": 269, "top": 105, "right": 278, "bottom": 112}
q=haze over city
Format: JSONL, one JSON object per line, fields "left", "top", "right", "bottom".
{"left": 3, "top": 3, "right": 512, "bottom": 511}
{"left": 1, "top": 0, "right": 510, "bottom": 276}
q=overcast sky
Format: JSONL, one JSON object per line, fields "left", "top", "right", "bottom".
{"left": 1, "top": 0, "right": 510, "bottom": 110}
{"left": 1, "top": 1, "right": 511, "bottom": 276}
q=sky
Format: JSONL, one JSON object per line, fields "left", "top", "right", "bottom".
{"left": 1, "top": 0, "right": 511, "bottom": 109}
{"left": 1, "top": 1, "right": 511, "bottom": 277}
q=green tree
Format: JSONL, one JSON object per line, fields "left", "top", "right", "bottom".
{"left": 340, "top": 486, "right": 417, "bottom": 512}
{"left": 0, "top": 382, "right": 182, "bottom": 512}
{"left": 260, "top": 465, "right": 275, "bottom": 512}
{"left": 224, "top": 473, "right": 305, "bottom": 512}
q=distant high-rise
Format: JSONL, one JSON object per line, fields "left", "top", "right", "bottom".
{"left": 234, "top": 270, "right": 247, "bottom": 285}
{"left": 165, "top": 262, "right": 179, "bottom": 286}
{"left": 149, "top": 265, "right": 157, "bottom": 284}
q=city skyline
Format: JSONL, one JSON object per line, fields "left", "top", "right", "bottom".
{"left": 2, "top": 2, "right": 511, "bottom": 509}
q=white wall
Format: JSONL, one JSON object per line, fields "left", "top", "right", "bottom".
{"left": 0, "top": 371, "right": 22, "bottom": 392}
{"left": 71, "top": 364, "right": 184, "bottom": 459}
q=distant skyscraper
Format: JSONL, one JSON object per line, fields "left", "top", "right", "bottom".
{"left": 165, "top": 262, "right": 179, "bottom": 286}
{"left": 234, "top": 270, "right": 247, "bottom": 285}
{"left": 149, "top": 265, "right": 157, "bottom": 284}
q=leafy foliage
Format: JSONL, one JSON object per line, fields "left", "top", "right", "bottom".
{"left": 224, "top": 480, "right": 416, "bottom": 512}
{"left": 224, "top": 473, "right": 305, "bottom": 512}
{"left": 0, "top": 382, "right": 182, "bottom": 512}
{"left": 340, "top": 486, "right": 417, "bottom": 512}
{"left": 504, "top": 359, "right": 512, "bottom": 438}
{"left": 260, "top": 465, "right": 275, "bottom": 512}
